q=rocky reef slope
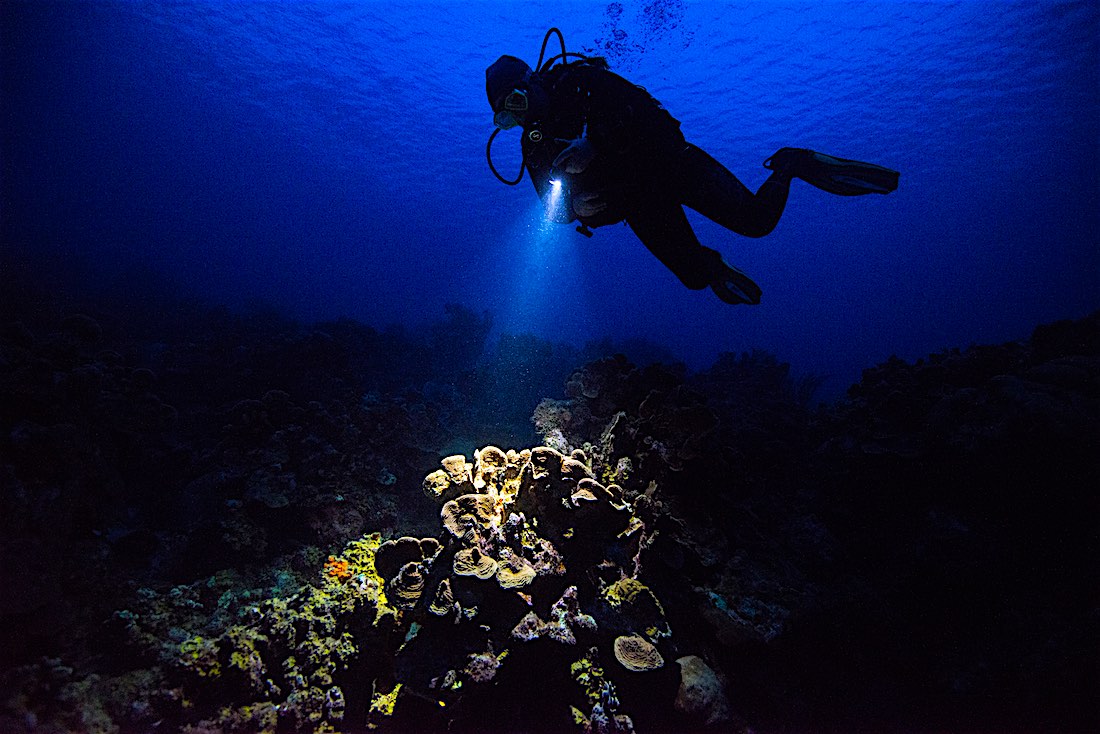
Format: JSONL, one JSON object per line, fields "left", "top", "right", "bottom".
{"left": 1, "top": 272, "right": 1096, "bottom": 733}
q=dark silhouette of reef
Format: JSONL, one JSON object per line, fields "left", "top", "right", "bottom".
{"left": 1, "top": 258, "right": 1096, "bottom": 733}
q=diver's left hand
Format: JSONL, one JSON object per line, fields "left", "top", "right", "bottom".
{"left": 553, "top": 137, "right": 596, "bottom": 174}
{"left": 572, "top": 191, "right": 607, "bottom": 218}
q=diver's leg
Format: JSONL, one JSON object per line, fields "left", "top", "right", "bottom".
{"left": 675, "top": 143, "right": 792, "bottom": 238}
{"left": 625, "top": 200, "right": 720, "bottom": 290}
{"left": 626, "top": 201, "right": 762, "bottom": 304}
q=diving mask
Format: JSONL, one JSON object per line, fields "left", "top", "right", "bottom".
{"left": 493, "top": 89, "right": 528, "bottom": 130}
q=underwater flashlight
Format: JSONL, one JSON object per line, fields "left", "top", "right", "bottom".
{"left": 545, "top": 177, "right": 564, "bottom": 219}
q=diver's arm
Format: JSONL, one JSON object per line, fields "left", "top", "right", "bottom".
{"left": 552, "top": 126, "right": 596, "bottom": 174}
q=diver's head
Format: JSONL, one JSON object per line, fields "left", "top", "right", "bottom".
{"left": 486, "top": 55, "right": 545, "bottom": 130}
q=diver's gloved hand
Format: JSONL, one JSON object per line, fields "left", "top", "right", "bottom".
{"left": 553, "top": 137, "right": 596, "bottom": 174}
{"left": 572, "top": 191, "right": 607, "bottom": 218}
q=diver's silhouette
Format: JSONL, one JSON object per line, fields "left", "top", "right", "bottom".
{"left": 486, "top": 29, "right": 898, "bottom": 305}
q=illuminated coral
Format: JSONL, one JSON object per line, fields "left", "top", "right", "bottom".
{"left": 428, "top": 578, "right": 457, "bottom": 616}
{"left": 495, "top": 547, "right": 537, "bottom": 589}
{"left": 374, "top": 535, "right": 440, "bottom": 582}
{"left": 386, "top": 561, "right": 428, "bottom": 611}
{"left": 441, "top": 492, "right": 500, "bottom": 539}
{"left": 115, "top": 446, "right": 681, "bottom": 732}
{"left": 453, "top": 546, "right": 498, "bottom": 580}
{"left": 472, "top": 445, "right": 509, "bottom": 490}
{"left": 598, "top": 577, "right": 670, "bottom": 640}
{"left": 612, "top": 634, "right": 664, "bottom": 672}
{"left": 463, "top": 649, "right": 507, "bottom": 683}
{"left": 510, "top": 586, "right": 596, "bottom": 644}
{"left": 441, "top": 454, "right": 473, "bottom": 485}
{"left": 570, "top": 647, "right": 636, "bottom": 733}
{"left": 423, "top": 453, "right": 473, "bottom": 503}
{"left": 543, "top": 585, "right": 598, "bottom": 644}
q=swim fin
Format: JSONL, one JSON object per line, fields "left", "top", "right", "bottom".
{"left": 764, "top": 147, "right": 899, "bottom": 196}
{"left": 709, "top": 258, "right": 762, "bottom": 306}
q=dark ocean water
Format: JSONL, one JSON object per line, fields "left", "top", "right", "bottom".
{"left": 4, "top": 0, "right": 1097, "bottom": 396}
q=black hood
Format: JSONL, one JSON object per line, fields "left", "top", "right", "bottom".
{"left": 486, "top": 55, "right": 533, "bottom": 111}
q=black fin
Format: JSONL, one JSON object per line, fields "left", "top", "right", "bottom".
{"left": 765, "top": 148, "right": 899, "bottom": 196}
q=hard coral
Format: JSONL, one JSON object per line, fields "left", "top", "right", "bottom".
{"left": 453, "top": 546, "right": 498, "bottom": 579}
{"left": 374, "top": 446, "right": 664, "bottom": 727}
{"left": 99, "top": 446, "right": 699, "bottom": 733}
{"left": 613, "top": 634, "right": 664, "bottom": 672}
{"left": 386, "top": 561, "right": 428, "bottom": 610}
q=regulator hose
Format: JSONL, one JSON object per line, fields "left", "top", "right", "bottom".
{"left": 537, "top": 27, "right": 567, "bottom": 72}
{"left": 486, "top": 127, "right": 524, "bottom": 185}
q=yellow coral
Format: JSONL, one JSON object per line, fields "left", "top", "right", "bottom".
{"left": 603, "top": 577, "right": 647, "bottom": 606}
{"left": 369, "top": 682, "right": 402, "bottom": 716}
{"left": 340, "top": 532, "right": 397, "bottom": 623}
{"left": 179, "top": 636, "right": 221, "bottom": 678}
{"left": 569, "top": 652, "right": 607, "bottom": 705}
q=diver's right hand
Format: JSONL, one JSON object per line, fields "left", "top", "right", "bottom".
{"left": 572, "top": 192, "right": 607, "bottom": 218}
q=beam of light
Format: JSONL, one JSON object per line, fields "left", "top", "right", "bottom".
{"left": 545, "top": 179, "right": 564, "bottom": 224}
{"left": 494, "top": 184, "right": 584, "bottom": 340}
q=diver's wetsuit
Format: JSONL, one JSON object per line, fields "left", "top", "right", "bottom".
{"left": 520, "top": 61, "right": 792, "bottom": 290}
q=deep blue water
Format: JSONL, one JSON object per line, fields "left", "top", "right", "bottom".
{"left": 3, "top": 0, "right": 1098, "bottom": 397}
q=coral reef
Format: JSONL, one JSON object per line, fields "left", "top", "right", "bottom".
{"left": 525, "top": 314, "right": 1099, "bottom": 732}
{"left": 1, "top": 447, "right": 710, "bottom": 732}
{"left": 1, "top": 266, "right": 1096, "bottom": 734}
{"left": 380, "top": 445, "right": 684, "bottom": 731}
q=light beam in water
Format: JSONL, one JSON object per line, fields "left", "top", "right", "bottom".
{"left": 495, "top": 185, "right": 582, "bottom": 339}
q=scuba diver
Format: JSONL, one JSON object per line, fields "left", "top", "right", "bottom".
{"left": 485, "top": 29, "right": 899, "bottom": 305}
